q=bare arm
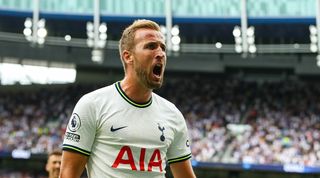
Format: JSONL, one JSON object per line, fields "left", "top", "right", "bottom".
{"left": 60, "top": 151, "right": 88, "bottom": 178}
{"left": 170, "top": 159, "right": 196, "bottom": 178}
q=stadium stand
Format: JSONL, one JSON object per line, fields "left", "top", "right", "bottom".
{"left": 1, "top": 0, "right": 320, "bottom": 177}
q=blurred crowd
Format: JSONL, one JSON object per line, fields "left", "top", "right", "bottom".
{"left": 1, "top": 76, "right": 320, "bottom": 167}
{"left": 0, "top": 85, "right": 92, "bottom": 154}
{"left": 159, "top": 76, "right": 320, "bottom": 167}
{"left": 0, "top": 171, "right": 46, "bottom": 178}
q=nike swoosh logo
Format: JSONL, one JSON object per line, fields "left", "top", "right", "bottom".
{"left": 110, "top": 125, "right": 127, "bottom": 132}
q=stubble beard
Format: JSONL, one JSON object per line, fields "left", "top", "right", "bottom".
{"left": 135, "top": 65, "right": 163, "bottom": 90}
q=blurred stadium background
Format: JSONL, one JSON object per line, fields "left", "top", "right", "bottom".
{"left": 1, "top": 0, "right": 320, "bottom": 177}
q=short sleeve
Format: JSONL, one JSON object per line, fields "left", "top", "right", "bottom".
{"left": 166, "top": 110, "right": 192, "bottom": 164}
{"left": 62, "top": 94, "right": 96, "bottom": 156}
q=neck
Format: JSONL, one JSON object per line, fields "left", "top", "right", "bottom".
{"left": 120, "top": 77, "right": 152, "bottom": 103}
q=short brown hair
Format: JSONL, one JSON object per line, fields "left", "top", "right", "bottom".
{"left": 48, "top": 149, "right": 62, "bottom": 159}
{"left": 119, "top": 19, "right": 161, "bottom": 70}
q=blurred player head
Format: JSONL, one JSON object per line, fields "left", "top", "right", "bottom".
{"left": 119, "top": 19, "right": 166, "bottom": 89}
{"left": 46, "top": 150, "right": 62, "bottom": 178}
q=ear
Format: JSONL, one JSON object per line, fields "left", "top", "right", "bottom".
{"left": 122, "top": 50, "right": 133, "bottom": 65}
{"left": 45, "top": 163, "right": 49, "bottom": 172}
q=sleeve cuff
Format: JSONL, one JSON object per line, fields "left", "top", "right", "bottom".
{"left": 62, "top": 144, "right": 91, "bottom": 156}
{"left": 167, "top": 153, "right": 192, "bottom": 164}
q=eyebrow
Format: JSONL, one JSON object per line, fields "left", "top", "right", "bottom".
{"left": 145, "top": 41, "right": 166, "bottom": 49}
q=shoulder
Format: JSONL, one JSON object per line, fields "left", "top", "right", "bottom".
{"left": 75, "top": 84, "right": 116, "bottom": 111}
{"left": 152, "top": 93, "right": 175, "bottom": 108}
{"left": 81, "top": 84, "right": 115, "bottom": 102}
{"left": 152, "top": 93, "right": 183, "bottom": 118}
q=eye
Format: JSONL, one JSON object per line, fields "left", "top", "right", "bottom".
{"left": 160, "top": 44, "right": 166, "bottom": 52}
{"left": 144, "top": 42, "right": 166, "bottom": 52}
{"left": 145, "top": 43, "right": 157, "bottom": 50}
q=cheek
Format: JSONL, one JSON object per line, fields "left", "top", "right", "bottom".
{"left": 137, "top": 54, "right": 153, "bottom": 65}
{"left": 162, "top": 58, "right": 167, "bottom": 69}
{"left": 132, "top": 51, "right": 155, "bottom": 68}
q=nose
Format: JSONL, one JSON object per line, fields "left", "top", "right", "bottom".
{"left": 155, "top": 48, "right": 165, "bottom": 61}
{"left": 155, "top": 53, "right": 165, "bottom": 62}
{"left": 55, "top": 162, "right": 61, "bottom": 168}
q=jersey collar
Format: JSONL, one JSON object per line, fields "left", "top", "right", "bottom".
{"left": 115, "top": 81, "right": 152, "bottom": 108}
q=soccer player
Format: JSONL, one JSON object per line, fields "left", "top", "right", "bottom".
{"left": 46, "top": 150, "right": 62, "bottom": 178}
{"left": 60, "top": 19, "right": 196, "bottom": 178}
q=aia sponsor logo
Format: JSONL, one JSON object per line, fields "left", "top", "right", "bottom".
{"left": 112, "top": 146, "right": 163, "bottom": 172}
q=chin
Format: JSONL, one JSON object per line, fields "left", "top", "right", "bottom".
{"left": 150, "top": 83, "right": 162, "bottom": 89}
{"left": 147, "top": 80, "right": 163, "bottom": 89}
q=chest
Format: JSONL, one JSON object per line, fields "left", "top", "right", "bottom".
{"left": 96, "top": 107, "right": 176, "bottom": 149}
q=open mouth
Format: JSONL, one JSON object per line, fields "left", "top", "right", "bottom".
{"left": 153, "top": 64, "right": 162, "bottom": 77}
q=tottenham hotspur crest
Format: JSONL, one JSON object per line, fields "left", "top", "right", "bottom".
{"left": 68, "top": 113, "right": 81, "bottom": 132}
{"left": 157, "top": 123, "right": 165, "bottom": 142}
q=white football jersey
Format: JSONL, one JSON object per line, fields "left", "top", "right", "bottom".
{"left": 63, "top": 82, "right": 192, "bottom": 178}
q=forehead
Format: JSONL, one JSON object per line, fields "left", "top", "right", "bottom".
{"left": 134, "top": 28, "right": 164, "bottom": 43}
{"left": 48, "top": 155, "right": 61, "bottom": 162}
